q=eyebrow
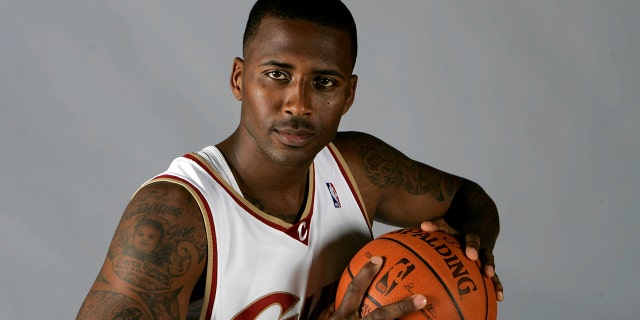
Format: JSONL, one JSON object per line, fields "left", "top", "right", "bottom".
{"left": 259, "top": 60, "right": 346, "bottom": 80}
{"left": 260, "top": 60, "right": 294, "bottom": 69}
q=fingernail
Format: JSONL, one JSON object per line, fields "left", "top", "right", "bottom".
{"left": 421, "top": 221, "right": 434, "bottom": 230}
{"left": 370, "top": 256, "right": 383, "bottom": 265}
{"left": 486, "top": 265, "right": 495, "bottom": 277}
{"left": 466, "top": 247, "right": 479, "bottom": 260}
{"left": 412, "top": 295, "right": 427, "bottom": 309}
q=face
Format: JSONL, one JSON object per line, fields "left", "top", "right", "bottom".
{"left": 133, "top": 225, "right": 161, "bottom": 254}
{"left": 231, "top": 17, "right": 358, "bottom": 168}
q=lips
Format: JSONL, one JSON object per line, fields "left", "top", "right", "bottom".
{"left": 275, "top": 128, "right": 315, "bottom": 147}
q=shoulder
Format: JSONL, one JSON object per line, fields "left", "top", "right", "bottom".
{"left": 332, "top": 131, "right": 379, "bottom": 158}
{"left": 332, "top": 131, "right": 407, "bottom": 168}
{"left": 131, "top": 181, "right": 198, "bottom": 210}
{"left": 79, "top": 180, "right": 208, "bottom": 319}
{"left": 125, "top": 181, "right": 205, "bottom": 227}
{"left": 124, "top": 181, "right": 208, "bottom": 271}
{"left": 121, "top": 181, "right": 207, "bottom": 258}
{"left": 330, "top": 132, "right": 403, "bottom": 214}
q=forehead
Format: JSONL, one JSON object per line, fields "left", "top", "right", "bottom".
{"left": 244, "top": 16, "right": 354, "bottom": 72}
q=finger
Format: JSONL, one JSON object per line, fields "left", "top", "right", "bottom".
{"left": 362, "top": 294, "right": 427, "bottom": 320}
{"left": 420, "top": 220, "right": 439, "bottom": 231}
{"left": 316, "top": 303, "right": 335, "bottom": 320}
{"left": 479, "top": 249, "right": 496, "bottom": 278}
{"left": 491, "top": 273, "right": 504, "bottom": 302}
{"left": 464, "top": 233, "right": 480, "bottom": 261}
{"left": 335, "top": 256, "right": 384, "bottom": 315}
{"left": 478, "top": 250, "right": 503, "bottom": 302}
{"left": 420, "top": 218, "right": 459, "bottom": 234}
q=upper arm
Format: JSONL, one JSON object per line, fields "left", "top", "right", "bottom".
{"left": 76, "top": 181, "right": 208, "bottom": 320}
{"left": 333, "top": 131, "right": 462, "bottom": 227}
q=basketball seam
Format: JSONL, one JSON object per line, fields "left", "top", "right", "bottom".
{"left": 378, "top": 236, "right": 466, "bottom": 319}
{"left": 480, "top": 262, "right": 491, "bottom": 320}
{"left": 345, "top": 264, "right": 385, "bottom": 311}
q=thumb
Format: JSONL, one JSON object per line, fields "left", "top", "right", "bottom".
{"left": 421, "top": 218, "right": 459, "bottom": 235}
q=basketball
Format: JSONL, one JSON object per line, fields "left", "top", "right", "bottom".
{"left": 335, "top": 228, "right": 497, "bottom": 320}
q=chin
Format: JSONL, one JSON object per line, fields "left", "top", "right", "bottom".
{"left": 268, "top": 147, "right": 318, "bottom": 168}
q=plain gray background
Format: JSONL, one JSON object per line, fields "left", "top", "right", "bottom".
{"left": 1, "top": 0, "right": 638, "bottom": 319}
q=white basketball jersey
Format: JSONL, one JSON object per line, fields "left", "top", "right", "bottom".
{"left": 145, "top": 143, "right": 373, "bottom": 320}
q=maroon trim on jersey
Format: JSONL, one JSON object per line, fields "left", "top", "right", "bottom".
{"left": 326, "top": 144, "right": 373, "bottom": 238}
{"left": 232, "top": 292, "right": 299, "bottom": 320}
{"left": 183, "top": 153, "right": 314, "bottom": 245}
{"left": 154, "top": 174, "right": 217, "bottom": 320}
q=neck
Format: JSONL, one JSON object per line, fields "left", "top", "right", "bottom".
{"left": 216, "top": 132, "right": 312, "bottom": 220}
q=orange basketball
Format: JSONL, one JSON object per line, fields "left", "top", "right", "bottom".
{"left": 335, "top": 228, "right": 497, "bottom": 320}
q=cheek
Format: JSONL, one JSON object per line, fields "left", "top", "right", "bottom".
{"left": 318, "top": 94, "right": 348, "bottom": 114}
{"left": 316, "top": 103, "right": 346, "bottom": 132}
{"left": 244, "top": 87, "right": 281, "bottom": 116}
{"left": 316, "top": 88, "right": 351, "bottom": 110}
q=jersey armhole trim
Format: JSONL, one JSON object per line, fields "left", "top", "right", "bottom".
{"left": 327, "top": 142, "right": 373, "bottom": 236}
{"left": 141, "top": 175, "right": 218, "bottom": 320}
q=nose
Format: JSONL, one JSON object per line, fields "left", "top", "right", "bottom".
{"left": 283, "top": 78, "right": 312, "bottom": 117}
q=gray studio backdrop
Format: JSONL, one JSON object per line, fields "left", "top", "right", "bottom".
{"left": 1, "top": 0, "right": 638, "bottom": 319}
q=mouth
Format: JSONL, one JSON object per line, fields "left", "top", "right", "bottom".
{"left": 274, "top": 128, "right": 315, "bottom": 147}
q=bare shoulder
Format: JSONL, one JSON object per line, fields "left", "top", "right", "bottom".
{"left": 333, "top": 130, "right": 407, "bottom": 159}
{"left": 333, "top": 131, "right": 456, "bottom": 196}
{"left": 332, "top": 131, "right": 412, "bottom": 188}
{"left": 112, "top": 181, "right": 208, "bottom": 269}
{"left": 331, "top": 131, "right": 406, "bottom": 218}
{"left": 77, "top": 181, "right": 207, "bottom": 320}
{"left": 332, "top": 131, "right": 386, "bottom": 165}
{"left": 332, "top": 131, "right": 459, "bottom": 225}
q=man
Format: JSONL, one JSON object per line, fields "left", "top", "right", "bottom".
{"left": 77, "top": 1, "right": 502, "bottom": 319}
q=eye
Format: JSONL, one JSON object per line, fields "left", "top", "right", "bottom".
{"left": 314, "top": 77, "right": 336, "bottom": 88}
{"left": 266, "top": 70, "right": 289, "bottom": 80}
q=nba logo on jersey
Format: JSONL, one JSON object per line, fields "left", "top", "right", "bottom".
{"left": 326, "top": 182, "right": 341, "bottom": 208}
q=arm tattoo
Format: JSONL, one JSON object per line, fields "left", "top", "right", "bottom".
{"left": 133, "top": 288, "right": 183, "bottom": 319}
{"left": 77, "top": 290, "right": 153, "bottom": 320}
{"left": 77, "top": 288, "right": 183, "bottom": 320}
{"left": 78, "top": 184, "right": 205, "bottom": 319}
{"left": 356, "top": 136, "right": 454, "bottom": 201}
{"left": 95, "top": 272, "right": 110, "bottom": 285}
{"left": 107, "top": 184, "right": 206, "bottom": 291}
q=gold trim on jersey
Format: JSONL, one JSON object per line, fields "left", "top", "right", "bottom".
{"left": 326, "top": 142, "right": 372, "bottom": 230}
{"left": 136, "top": 177, "right": 216, "bottom": 320}
{"left": 187, "top": 152, "right": 316, "bottom": 229}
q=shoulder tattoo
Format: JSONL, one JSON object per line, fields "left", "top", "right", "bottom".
{"left": 107, "top": 183, "right": 207, "bottom": 291}
{"left": 356, "top": 136, "right": 455, "bottom": 201}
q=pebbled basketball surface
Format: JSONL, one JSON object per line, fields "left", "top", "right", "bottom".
{"left": 335, "top": 228, "right": 497, "bottom": 320}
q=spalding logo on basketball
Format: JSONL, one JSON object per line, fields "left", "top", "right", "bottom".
{"left": 335, "top": 229, "right": 497, "bottom": 320}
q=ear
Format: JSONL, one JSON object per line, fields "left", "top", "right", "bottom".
{"left": 342, "top": 74, "right": 358, "bottom": 115}
{"left": 230, "top": 57, "right": 244, "bottom": 101}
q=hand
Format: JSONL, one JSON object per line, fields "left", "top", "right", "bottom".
{"left": 318, "top": 256, "right": 427, "bottom": 320}
{"left": 421, "top": 218, "right": 504, "bottom": 301}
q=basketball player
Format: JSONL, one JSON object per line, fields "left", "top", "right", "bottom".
{"left": 76, "top": 1, "right": 503, "bottom": 319}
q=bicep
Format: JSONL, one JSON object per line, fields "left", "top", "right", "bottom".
{"left": 77, "top": 181, "right": 207, "bottom": 320}
{"left": 334, "top": 131, "right": 461, "bottom": 227}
